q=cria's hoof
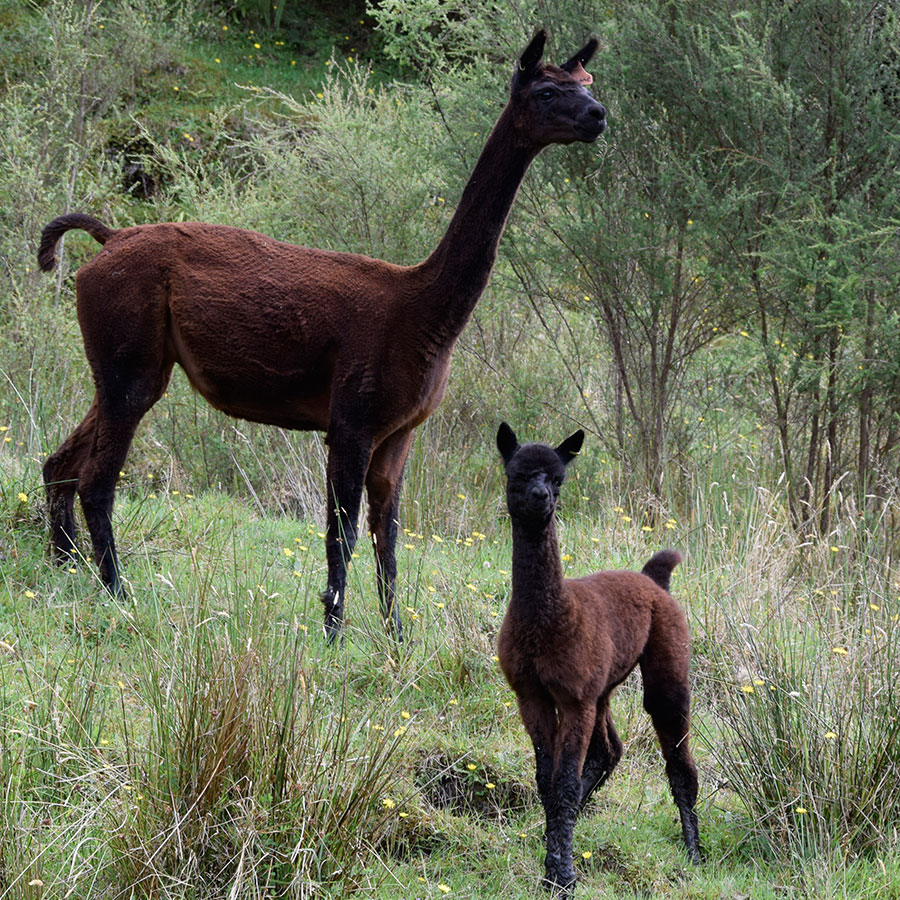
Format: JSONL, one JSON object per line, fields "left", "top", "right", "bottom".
{"left": 542, "top": 870, "right": 577, "bottom": 897}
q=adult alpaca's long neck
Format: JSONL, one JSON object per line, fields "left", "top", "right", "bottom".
{"left": 509, "top": 517, "right": 568, "bottom": 625}
{"left": 416, "top": 107, "right": 538, "bottom": 342}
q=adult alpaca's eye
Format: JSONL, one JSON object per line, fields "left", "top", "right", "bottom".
{"left": 537, "top": 89, "right": 555, "bottom": 101}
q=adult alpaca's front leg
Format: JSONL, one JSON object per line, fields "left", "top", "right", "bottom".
{"left": 321, "top": 431, "right": 371, "bottom": 642}
{"left": 365, "top": 430, "right": 414, "bottom": 641}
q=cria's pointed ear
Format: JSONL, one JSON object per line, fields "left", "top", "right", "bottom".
{"left": 555, "top": 429, "right": 584, "bottom": 466}
{"left": 497, "top": 422, "right": 520, "bottom": 465}
{"left": 517, "top": 29, "right": 546, "bottom": 81}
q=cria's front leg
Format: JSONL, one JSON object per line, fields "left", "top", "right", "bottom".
{"left": 543, "top": 707, "right": 595, "bottom": 895}
{"left": 543, "top": 752, "right": 581, "bottom": 894}
{"left": 516, "top": 693, "right": 557, "bottom": 818}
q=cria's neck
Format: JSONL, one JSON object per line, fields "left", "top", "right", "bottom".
{"left": 509, "top": 519, "right": 566, "bottom": 621}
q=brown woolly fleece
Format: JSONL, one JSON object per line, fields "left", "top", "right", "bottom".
{"left": 36, "top": 31, "right": 605, "bottom": 641}
{"left": 495, "top": 423, "right": 700, "bottom": 896}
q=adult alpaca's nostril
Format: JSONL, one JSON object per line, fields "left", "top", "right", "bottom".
{"left": 583, "top": 101, "right": 606, "bottom": 136}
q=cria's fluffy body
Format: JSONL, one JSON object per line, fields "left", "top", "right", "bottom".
{"left": 496, "top": 423, "right": 700, "bottom": 895}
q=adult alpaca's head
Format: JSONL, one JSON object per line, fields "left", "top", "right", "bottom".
{"left": 508, "top": 30, "right": 606, "bottom": 149}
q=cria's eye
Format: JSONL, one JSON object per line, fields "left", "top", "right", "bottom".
{"left": 536, "top": 88, "right": 555, "bottom": 101}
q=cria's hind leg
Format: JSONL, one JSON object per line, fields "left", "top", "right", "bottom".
{"left": 641, "top": 643, "right": 701, "bottom": 864}
{"left": 43, "top": 400, "right": 99, "bottom": 562}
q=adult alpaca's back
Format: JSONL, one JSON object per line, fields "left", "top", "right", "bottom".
{"left": 36, "top": 31, "right": 606, "bottom": 641}
{"left": 495, "top": 423, "right": 700, "bottom": 895}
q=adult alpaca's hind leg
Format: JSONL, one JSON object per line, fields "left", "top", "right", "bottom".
{"left": 579, "top": 704, "right": 623, "bottom": 812}
{"left": 365, "top": 429, "right": 414, "bottom": 641}
{"left": 43, "top": 399, "right": 100, "bottom": 561}
{"left": 77, "top": 363, "right": 171, "bottom": 596}
{"left": 77, "top": 409, "right": 144, "bottom": 596}
{"left": 641, "top": 638, "right": 701, "bottom": 864}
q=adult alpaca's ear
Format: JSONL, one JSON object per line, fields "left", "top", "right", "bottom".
{"left": 561, "top": 37, "right": 598, "bottom": 85}
{"left": 561, "top": 37, "right": 598, "bottom": 72}
{"left": 497, "top": 422, "right": 520, "bottom": 465}
{"left": 556, "top": 430, "right": 584, "bottom": 466}
{"left": 517, "top": 29, "right": 546, "bottom": 81}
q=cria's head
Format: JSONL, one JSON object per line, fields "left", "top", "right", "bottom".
{"left": 497, "top": 422, "right": 584, "bottom": 526}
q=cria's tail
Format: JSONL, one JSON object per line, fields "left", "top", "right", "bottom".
{"left": 641, "top": 549, "right": 683, "bottom": 593}
{"left": 38, "top": 213, "right": 115, "bottom": 272}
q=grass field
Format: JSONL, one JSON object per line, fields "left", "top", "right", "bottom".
{"left": 3, "top": 416, "right": 900, "bottom": 897}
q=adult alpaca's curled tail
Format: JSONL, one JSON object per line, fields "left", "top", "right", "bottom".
{"left": 642, "top": 549, "right": 683, "bottom": 593}
{"left": 38, "top": 213, "right": 115, "bottom": 272}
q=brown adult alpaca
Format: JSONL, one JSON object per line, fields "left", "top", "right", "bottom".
{"left": 36, "top": 30, "right": 606, "bottom": 641}
{"left": 495, "top": 423, "right": 700, "bottom": 895}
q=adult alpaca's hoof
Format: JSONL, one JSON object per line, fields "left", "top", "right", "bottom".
{"left": 320, "top": 587, "right": 343, "bottom": 644}
{"left": 50, "top": 544, "right": 78, "bottom": 566}
{"left": 542, "top": 873, "right": 577, "bottom": 898}
{"left": 105, "top": 577, "right": 127, "bottom": 602}
{"left": 680, "top": 805, "right": 702, "bottom": 864}
{"left": 98, "top": 557, "right": 127, "bottom": 601}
